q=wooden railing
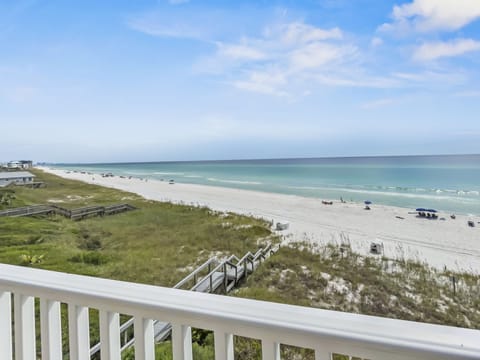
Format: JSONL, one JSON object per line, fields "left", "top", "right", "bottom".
{"left": 89, "top": 244, "right": 279, "bottom": 356}
{"left": 0, "top": 263, "right": 479, "bottom": 360}
{"left": 0, "top": 203, "right": 136, "bottom": 220}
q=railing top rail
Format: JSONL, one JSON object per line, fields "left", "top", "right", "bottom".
{"left": 0, "top": 204, "right": 47, "bottom": 213}
{"left": 236, "top": 252, "right": 254, "bottom": 264}
{"left": 70, "top": 205, "right": 105, "bottom": 213}
{"left": 190, "top": 256, "right": 237, "bottom": 291}
{"left": 174, "top": 257, "right": 218, "bottom": 289}
{"left": 0, "top": 263, "right": 479, "bottom": 359}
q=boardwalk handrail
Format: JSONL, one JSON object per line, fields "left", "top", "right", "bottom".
{"left": 174, "top": 258, "right": 218, "bottom": 289}
{"left": 0, "top": 263, "right": 479, "bottom": 360}
{"left": 0, "top": 204, "right": 52, "bottom": 217}
{"left": 190, "top": 255, "right": 236, "bottom": 292}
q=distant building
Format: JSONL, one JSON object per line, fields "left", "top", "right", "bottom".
{"left": 7, "top": 161, "right": 21, "bottom": 169}
{"left": 0, "top": 171, "right": 35, "bottom": 187}
{"left": 5, "top": 160, "right": 33, "bottom": 169}
{"left": 20, "top": 160, "right": 33, "bottom": 169}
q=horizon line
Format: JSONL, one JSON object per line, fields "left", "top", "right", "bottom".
{"left": 43, "top": 153, "right": 480, "bottom": 166}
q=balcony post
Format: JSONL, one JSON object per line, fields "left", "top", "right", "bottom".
{"left": 40, "top": 299, "right": 62, "bottom": 360}
{"left": 172, "top": 323, "right": 193, "bottom": 360}
{"left": 68, "top": 304, "right": 90, "bottom": 360}
{"left": 134, "top": 317, "right": 155, "bottom": 360}
{"left": 315, "top": 348, "right": 332, "bottom": 360}
{"left": 214, "top": 331, "right": 234, "bottom": 360}
{"left": 262, "top": 339, "right": 280, "bottom": 360}
{"left": 0, "top": 291, "right": 12, "bottom": 360}
{"left": 14, "top": 294, "right": 36, "bottom": 360}
{"left": 100, "top": 310, "right": 121, "bottom": 360}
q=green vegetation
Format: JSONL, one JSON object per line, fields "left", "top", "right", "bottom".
{"left": 235, "top": 242, "right": 480, "bottom": 330}
{"left": 0, "top": 169, "right": 276, "bottom": 286}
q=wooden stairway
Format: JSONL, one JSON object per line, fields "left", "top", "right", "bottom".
{"left": 90, "top": 243, "right": 279, "bottom": 356}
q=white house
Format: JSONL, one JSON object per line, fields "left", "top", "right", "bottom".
{"left": 6, "top": 160, "right": 33, "bottom": 169}
{"left": 0, "top": 171, "right": 35, "bottom": 187}
{"left": 6, "top": 161, "right": 21, "bottom": 169}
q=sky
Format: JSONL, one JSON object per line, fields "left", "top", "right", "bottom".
{"left": 1, "top": 0, "right": 480, "bottom": 163}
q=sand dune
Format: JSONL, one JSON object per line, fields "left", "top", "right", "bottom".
{"left": 39, "top": 167, "right": 480, "bottom": 273}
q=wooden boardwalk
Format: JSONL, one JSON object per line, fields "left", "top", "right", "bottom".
{"left": 90, "top": 243, "right": 279, "bottom": 356}
{"left": 0, "top": 203, "right": 136, "bottom": 220}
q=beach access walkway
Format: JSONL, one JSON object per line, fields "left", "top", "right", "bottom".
{"left": 89, "top": 243, "right": 279, "bottom": 356}
{"left": 0, "top": 203, "right": 136, "bottom": 221}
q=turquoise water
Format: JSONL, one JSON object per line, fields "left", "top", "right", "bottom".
{"left": 53, "top": 155, "right": 480, "bottom": 215}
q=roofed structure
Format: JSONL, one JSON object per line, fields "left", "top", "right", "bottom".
{"left": 0, "top": 171, "right": 35, "bottom": 187}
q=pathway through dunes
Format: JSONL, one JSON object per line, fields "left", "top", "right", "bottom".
{"left": 89, "top": 244, "right": 279, "bottom": 356}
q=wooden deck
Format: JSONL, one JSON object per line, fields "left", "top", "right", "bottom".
{"left": 14, "top": 181, "right": 46, "bottom": 188}
{"left": 0, "top": 203, "right": 136, "bottom": 220}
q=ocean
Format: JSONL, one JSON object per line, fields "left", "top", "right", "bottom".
{"left": 52, "top": 154, "right": 480, "bottom": 215}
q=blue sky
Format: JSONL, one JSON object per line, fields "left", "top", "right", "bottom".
{"left": 1, "top": 0, "right": 480, "bottom": 162}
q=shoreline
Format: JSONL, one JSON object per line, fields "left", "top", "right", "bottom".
{"left": 45, "top": 165, "right": 480, "bottom": 217}
{"left": 38, "top": 166, "right": 480, "bottom": 273}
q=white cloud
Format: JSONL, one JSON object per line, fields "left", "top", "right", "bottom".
{"left": 413, "top": 38, "right": 480, "bottom": 61}
{"left": 217, "top": 43, "right": 267, "bottom": 60}
{"left": 392, "top": 70, "right": 468, "bottom": 87}
{"left": 289, "top": 42, "right": 355, "bottom": 71}
{"left": 128, "top": 16, "right": 202, "bottom": 39}
{"left": 197, "top": 21, "right": 356, "bottom": 96}
{"left": 370, "top": 37, "right": 383, "bottom": 47}
{"left": 129, "top": 8, "right": 477, "bottom": 97}
{"left": 381, "top": 0, "right": 480, "bottom": 33}
{"left": 232, "top": 70, "right": 289, "bottom": 97}
{"left": 276, "top": 22, "right": 342, "bottom": 44}
{"left": 315, "top": 74, "right": 401, "bottom": 88}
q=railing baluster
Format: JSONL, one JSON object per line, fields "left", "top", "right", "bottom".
{"left": 261, "top": 339, "right": 280, "bottom": 360}
{"left": 172, "top": 323, "right": 193, "bottom": 360}
{"left": 14, "top": 294, "right": 36, "bottom": 360}
{"left": 100, "top": 310, "right": 121, "bottom": 360}
{"left": 134, "top": 317, "right": 155, "bottom": 360}
{"left": 40, "top": 299, "right": 62, "bottom": 360}
{"left": 223, "top": 263, "right": 228, "bottom": 291}
{"left": 0, "top": 291, "right": 12, "bottom": 360}
{"left": 68, "top": 304, "right": 90, "bottom": 360}
{"left": 214, "top": 331, "right": 234, "bottom": 360}
{"left": 315, "top": 347, "right": 332, "bottom": 360}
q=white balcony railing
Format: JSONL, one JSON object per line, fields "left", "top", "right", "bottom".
{"left": 0, "top": 263, "right": 479, "bottom": 360}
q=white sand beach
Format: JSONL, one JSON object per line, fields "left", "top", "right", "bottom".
{"left": 39, "top": 167, "right": 480, "bottom": 273}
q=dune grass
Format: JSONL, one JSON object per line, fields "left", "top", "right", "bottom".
{"left": 234, "top": 242, "right": 480, "bottom": 329}
{"left": 0, "top": 169, "right": 276, "bottom": 286}
{"left": 227, "top": 242, "right": 480, "bottom": 360}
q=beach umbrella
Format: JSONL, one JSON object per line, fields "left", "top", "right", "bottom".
{"left": 416, "top": 208, "right": 426, "bottom": 212}
{"left": 364, "top": 200, "right": 372, "bottom": 205}
{"left": 426, "top": 209, "right": 437, "bottom": 213}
